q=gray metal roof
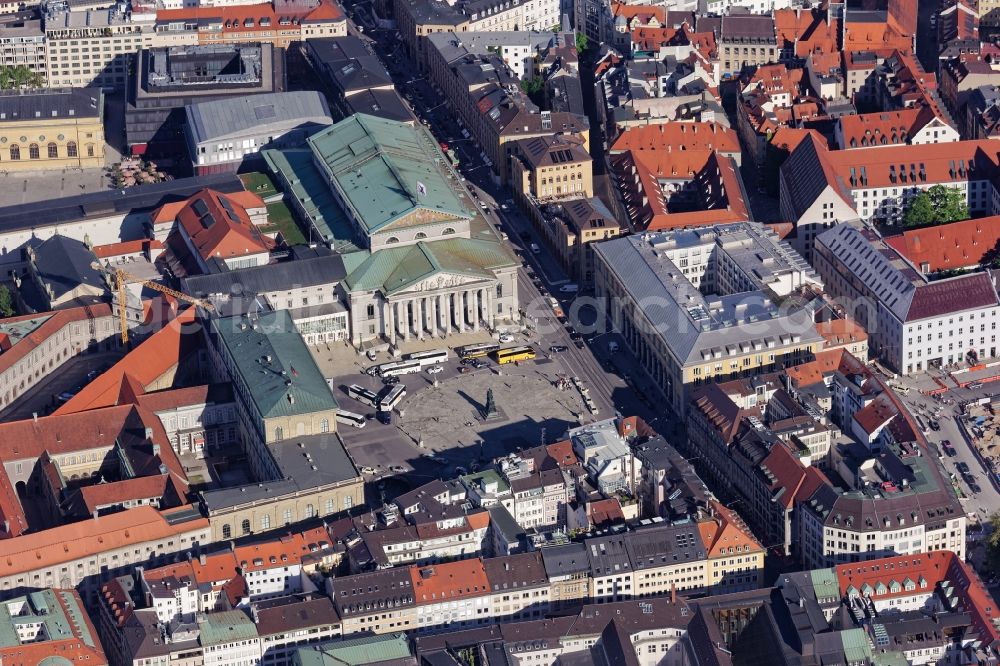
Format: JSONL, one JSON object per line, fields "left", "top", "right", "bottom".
{"left": 0, "top": 173, "right": 243, "bottom": 238}
{"left": 31, "top": 234, "right": 104, "bottom": 298}
{"left": 182, "top": 252, "right": 351, "bottom": 299}
{"left": 210, "top": 309, "right": 339, "bottom": 419}
{"left": 0, "top": 87, "right": 101, "bottom": 121}
{"left": 593, "top": 227, "right": 823, "bottom": 367}
{"left": 200, "top": 433, "right": 357, "bottom": 511}
{"left": 185, "top": 91, "right": 332, "bottom": 143}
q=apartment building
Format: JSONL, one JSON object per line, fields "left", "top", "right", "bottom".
{"left": 329, "top": 567, "right": 417, "bottom": 636}
{"left": 593, "top": 224, "right": 824, "bottom": 414}
{"left": 833, "top": 107, "right": 959, "bottom": 150}
{"left": 814, "top": 222, "right": 1000, "bottom": 374}
{"left": 0, "top": 15, "right": 46, "bottom": 83}
{"left": 423, "top": 39, "right": 589, "bottom": 182}
{"left": 799, "top": 439, "right": 966, "bottom": 569}
{"left": 353, "top": 509, "right": 490, "bottom": 569}
{"left": 780, "top": 135, "right": 1000, "bottom": 260}
{"left": 0, "top": 589, "right": 108, "bottom": 666}
{"left": 43, "top": 1, "right": 155, "bottom": 89}
{"left": 483, "top": 552, "right": 550, "bottom": 621}
{"left": 540, "top": 543, "right": 590, "bottom": 611}
{"left": 255, "top": 597, "right": 341, "bottom": 666}
{"left": 510, "top": 134, "right": 593, "bottom": 201}
{"left": 153, "top": 0, "right": 346, "bottom": 51}
{"left": 0, "top": 88, "right": 104, "bottom": 170}
{"left": 411, "top": 559, "right": 492, "bottom": 634}
{"left": 0, "top": 304, "right": 118, "bottom": 412}
{"left": 0, "top": 504, "right": 210, "bottom": 602}
{"left": 136, "top": 384, "right": 238, "bottom": 455}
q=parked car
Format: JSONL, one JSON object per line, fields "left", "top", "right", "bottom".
{"left": 549, "top": 344, "right": 568, "bottom": 352}
{"left": 559, "top": 284, "right": 579, "bottom": 294}
{"left": 389, "top": 465, "right": 406, "bottom": 473}
{"left": 530, "top": 243, "right": 541, "bottom": 253}
{"left": 427, "top": 365, "right": 443, "bottom": 374}
{"left": 458, "top": 366, "right": 472, "bottom": 374}
{"left": 574, "top": 339, "right": 586, "bottom": 349}
{"left": 499, "top": 333, "right": 515, "bottom": 343}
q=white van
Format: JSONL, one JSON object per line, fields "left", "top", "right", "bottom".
{"left": 530, "top": 243, "right": 541, "bottom": 253}
{"left": 559, "top": 284, "right": 579, "bottom": 293}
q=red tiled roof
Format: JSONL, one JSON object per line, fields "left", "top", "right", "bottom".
{"left": 760, "top": 445, "right": 831, "bottom": 509}
{"left": 853, "top": 392, "right": 898, "bottom": 435}
{"left": 0, "top": 304, "right": 113, "bottom": 377}
{"left": 698, "top": 501, "right": 763, "bottom": 558}
{"left": 612, "top": 1, "right": 666, "bottom": 24}
{"left": 816, "top": 318, "right": 868, "bottom": 349}
{"left": 76, "top": 475, "right": 172, "bottom": 514}
{"left": 92, "top": 239, "right": 164, "bottom": 259}
{"left": 906, "top": 272, "right": 999, "bottom": 321}
{"left": 0, "top": 504, "right": 207, "bottom": 576}
{"left": 588, "top": 498, "right": 625, "bottom": 529}
{"left": 884, "top": 215, "right": 1000, "bottom": 272}
{"left": 836, "top": 550, "right": 1000, "bottom": 647}
{"left": 55, "top": 308, "right": 200, "bottom": 415}
{"left": 156, "top": 0, "right": 344, "bottom": 27}
{"left": 168, "top": 189, "right": 272, "bottom": 264}
{"left": 817, "top": 138, "right": 1000, "bottom": 191}
{"left": 410, "top": 558, "right": 489, "bottom": 603}
{"left": 609, "top": 122, "right": 739, "bottom": 155}
{"left": 784, "top": 349, "right": 867, "bottom": 389}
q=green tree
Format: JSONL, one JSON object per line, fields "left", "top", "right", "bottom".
{"left": 575, "top": 31, "right": 589, "bottom": 53}
{"left": 986, "top": 512, "right": 1000, "bottom": 573}
{"left": 0, "top": 285, "right": 14, "bottom": 318}
{"left": 903, "top": 191, "right": 937, "bottom": 227}
{"left": 520, "top": 77, "right": 544, "bottom": 106}
{"left": 0, "top": 66, "right": 42, "bottom": 90}
{"left": 927, "top": 184, "right": 970, "bottom": 222}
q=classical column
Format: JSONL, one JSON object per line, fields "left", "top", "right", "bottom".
{"left": 396, "top": 301, "right": 410, "bottom": 342}
{"left": 414, "top": 297, "right": 425, "bottom": 340}
{"left": 471, "top": 289, "right": 480, "bottom": 332}
{"left": 425, "top": 295, "right": 436, "bottom": 338}
{"left": 483, "top": 287, "right": 494, "bottom": 329}
{"left": 451, "top": 292, "right": 461, "bottom": 332}
{"left": 439, "top": 293, "right": 449, "bottom": 336}
{"left": 384, "top": 300, "right": 396, "bottom": 345}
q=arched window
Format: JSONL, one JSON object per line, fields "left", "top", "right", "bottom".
{"left": 443, "top": 227, "right": 456, "bottom": 235}
{"left": 47, "top": 143, "right": 57, "bottom": 159}
{"left": 275, "top": 426, "right": 283, "bottom": 441}
{"left": 9, "top": 145, "right": 19, "bottom": 160}
{"left": 305, "top": 504, "right": 315, "bottom": 518}
{"left": 241, "top": 519, "right": 251, "bottom": 535}
{"left": 320, "top": 418, "right": 330, "bottom": 433}
{"left": 415, "top": 232, "right": 427, "bottom": 239}
{"left": 260, "top": 514, "right": 271, "bottom": 530}
{"left": 222, "top": 524, "right": 232, "bottom": 539}
{"left": 66, "top": 142, "right": 77, "bottom": 158}
{"left": 28, "top": 144, "right": 39, "bottom": 160}
{"left": 385, "top": 236, "right": 399, "bottom": 244}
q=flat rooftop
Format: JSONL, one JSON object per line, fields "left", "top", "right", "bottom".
{"left": 0, "top": 173, "right": 244, "bottom": 233}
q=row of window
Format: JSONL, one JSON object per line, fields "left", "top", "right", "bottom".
{"left": 1, "top": 142, "right": 95, "bottom": 161}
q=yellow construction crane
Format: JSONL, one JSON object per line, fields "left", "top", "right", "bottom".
{"left": 91, "top": 262, "right": 214, "bottom": 344}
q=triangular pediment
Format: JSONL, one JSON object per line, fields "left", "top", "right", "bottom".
{"left": 391, "top": 270, "right": 490, "bottom": 296}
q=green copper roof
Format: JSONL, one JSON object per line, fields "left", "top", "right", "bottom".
{"left": 211, "top": 310, "right": 339, "bottom": 420}
{"left": 0, "top": 590, "right": 83, "bottom": 649}
{"left": 0, "top": 314, "right": 53, "bottom": 346}
{"left": 262, "top": 148, "right": 362, "bottom": 254}
{"left": 293, "top": 633, "right": 412, "bottom": 666}
{"left": 840, "top": 628, "right": 874, "bottom": 663}
{"left": 198, "top": 610, "right": 259, "bottom": 647}
{"left": 344, "top": 238, "right": 517, "bottom": 294}
{"left": 307, "top": 114, "right": 472, "bottom": 235}
{"left": 808, "top": 567, "right": 840, "bottom": 603}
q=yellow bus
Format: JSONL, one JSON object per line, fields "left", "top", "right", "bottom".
{"left": 492, "top": 345, "right": 536, "bottom": 364}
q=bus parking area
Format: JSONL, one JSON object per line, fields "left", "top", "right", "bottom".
{"left": 309, "top": 334, "right": 607, "bottom": 483}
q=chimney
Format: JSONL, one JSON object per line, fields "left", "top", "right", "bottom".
{"left": 144, "top": 426, "right": 153, "bottom": 440}
{"left": 199, "top": 553, "right": 207, "bottom": 565}
{"left": 31, "top": 413, "right": 37, "bottom": 423}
